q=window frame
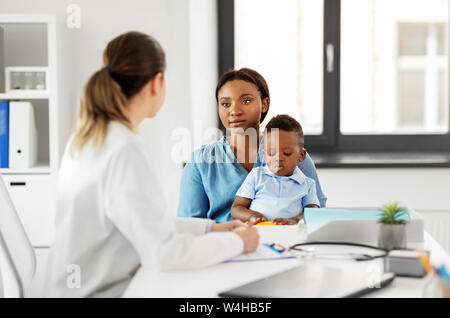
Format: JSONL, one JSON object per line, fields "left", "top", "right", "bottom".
{"left": 218, "top": 0, "right": 450, "bottom": 154}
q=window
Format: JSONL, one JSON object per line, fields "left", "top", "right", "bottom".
{"left": 219, "top": 0, "right": 450, "bottom": 154}
{"left": 341, "top": 1, "right": 449, "bottom": 134}
{"left": 397, "top": 23, "right": 448, "bottom": 132}
{"left": 234, "top": 0, "right": 324, "bottom": 135}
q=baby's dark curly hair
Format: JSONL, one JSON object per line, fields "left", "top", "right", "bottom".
{"left": 265, "top": 114, "right": 304, "bottom": 147}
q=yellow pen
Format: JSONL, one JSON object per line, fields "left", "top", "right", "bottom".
{"left": 255, "top": 221, "right": 276, "bottom": 226}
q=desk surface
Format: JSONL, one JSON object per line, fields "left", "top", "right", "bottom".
{"left": 123, "top": 226, "right": 450, "bottom": 298}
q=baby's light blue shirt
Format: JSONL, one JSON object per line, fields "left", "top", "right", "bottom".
{"left": 236, "top": 165, "right": 320, "bottom": 220}
{"left": 177, "top": 136, "right": 327, "bottom": 223}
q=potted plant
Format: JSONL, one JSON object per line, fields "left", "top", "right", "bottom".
{"left": 377, "top": 202, "right": 409, "bottom": 250}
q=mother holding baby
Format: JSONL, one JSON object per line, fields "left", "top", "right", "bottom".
{"left": 177, "top": 68, "right": 327, "bottom": 225}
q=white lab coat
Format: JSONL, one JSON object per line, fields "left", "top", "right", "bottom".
{"left": 44, "top": 122, "right": 243, "bottom": 298}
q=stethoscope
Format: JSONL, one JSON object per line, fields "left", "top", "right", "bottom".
{"left": 269, "top": 241, "right": 394, "bottom": 261}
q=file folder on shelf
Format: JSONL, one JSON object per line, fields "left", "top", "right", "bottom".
{"left": 0, "top": 101, "right": 8, "bottom": 168}
{"left": 304, "top": 207, "right": 424, "bottom": 245}
{"left": 0, "top": 26, "right": 4, "bottom": 92}
{"left": 9, "top": 101, "right": 38, "bottom": 169}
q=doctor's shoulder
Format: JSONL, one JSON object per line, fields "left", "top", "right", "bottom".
{"left": 91, "top": 122, "right": 148, "bottom": 165}
{"left": 105, "top": 121, "right": 144, "bottom": 146}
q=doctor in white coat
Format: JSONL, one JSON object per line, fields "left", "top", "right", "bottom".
{"left": 44, "top": 31, "right": 259, "bottom": 298}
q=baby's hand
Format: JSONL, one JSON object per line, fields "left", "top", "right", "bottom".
{"left": 247, "top": 215, "right": 267, "bottom": 225}
{"left": 253, "top": 217, "right": 267, "bottom": 225}
{"left": 273, "top": 218, "right": 298, "bottom": 225}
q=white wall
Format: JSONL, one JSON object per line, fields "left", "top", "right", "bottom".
{"left": 188, "top": 0, "right": 219, "bottom": 147}
{"left": 0, "top": 0, "right": 218, "bottom": 215}
{"left": 318, "top": 168, "right": 450, "bottom": 210}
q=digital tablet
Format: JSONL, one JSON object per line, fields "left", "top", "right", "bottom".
{"left": 219, "top": 264, "right": 395, "bottom": 298}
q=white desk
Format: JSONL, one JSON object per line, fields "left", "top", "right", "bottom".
{"left": 123, "top": 226, "right": 450, "bottom": 298}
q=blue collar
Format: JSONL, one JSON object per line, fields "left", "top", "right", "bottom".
{"left": 262, "top": 165, "right": 306, "bottom": 184}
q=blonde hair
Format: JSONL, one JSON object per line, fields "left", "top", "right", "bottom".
{"left": 72, "top": 31, "right": 166, "bottom": 150}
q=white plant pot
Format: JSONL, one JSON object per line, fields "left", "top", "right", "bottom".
{"left": 378, "top": 224, "right": 407, "bottom": 250}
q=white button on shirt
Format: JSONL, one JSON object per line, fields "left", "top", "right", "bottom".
{"left": 236, "top": 165, "right": 320, "bottom": 220}
{"left": 44, "top": 122, "right": 243, "bottom": 298}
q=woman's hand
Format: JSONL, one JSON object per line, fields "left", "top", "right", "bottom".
{"left": 233, "top": 226, "right": 260, "bottom": 253}
{"left": 248, "top": 216, "right": 266, "bottom": 225}
{"left": 211, "top": 220, "right": 247, "bottom": 232}
{"left": 273, "top": 211, "right": 306, "bottom": 225}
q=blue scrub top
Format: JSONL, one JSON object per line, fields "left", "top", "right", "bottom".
{"left": 177, "top": 136, "right": 327, "bottom": 223}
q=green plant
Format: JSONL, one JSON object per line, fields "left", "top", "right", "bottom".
{"left": 378, "top": 202, "right": 409, "bottom": 225}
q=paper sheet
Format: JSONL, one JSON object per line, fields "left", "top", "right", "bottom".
{"left": 225, "top": 243, "right": 296, "bottom": 263}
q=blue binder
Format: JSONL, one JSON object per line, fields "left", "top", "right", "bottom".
{"left": 0, "top": 101, "right": 9, "bottom": 168}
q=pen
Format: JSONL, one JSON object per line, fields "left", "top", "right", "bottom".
{"left": 264, "top": 243, "right": 283, "bottom": 254}
{"left": 436, "top": 264, "right": 450, "bottom": 280}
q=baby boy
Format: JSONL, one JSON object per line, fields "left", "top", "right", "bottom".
{"left": 231, "top": 114, "right": 320, "bottom": 225}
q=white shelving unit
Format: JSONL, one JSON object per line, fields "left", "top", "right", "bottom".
{"left": 0, "top": 91, "right": 50, "bottom": 100}
{"left": 0, "top": 164, "right": 52, "bottom": 175}
{"left": 0, "top": 15, "right": 58, "bottom": 247}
